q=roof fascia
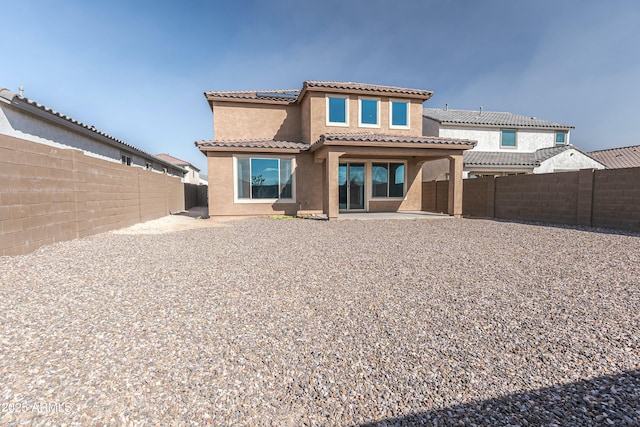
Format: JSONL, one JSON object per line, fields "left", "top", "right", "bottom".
{"left": 197, "top": 146, "right": 305, "bottom": 154}
{"left": 299, "top": 86, "right": 432, "bottom": 102}
{"left": 310, "top": 139, "right": 475, "bottom": 153}
{"left": 438, "top": 122, "right": 575, "bottom": 131}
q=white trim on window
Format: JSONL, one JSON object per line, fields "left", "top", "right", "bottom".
{"left": 233, "top": 154, "right": 296, "bottom": 204}
{"left": 555, "top": 131, "right": 568, "bottom": 146}
{"left": 500, "top": 129, "right": 517, "bottom": 149}
{"left": 358, "top": 97, "right": 380, "bottom": 128}
{"left": 389, "top": 99, "right": 410, "bottom": 130}
{"left": 369, "top": 160, "right": 407, "bottom": 200}
{"left": 326, "top": 95, "right": 349, "bottom": 127}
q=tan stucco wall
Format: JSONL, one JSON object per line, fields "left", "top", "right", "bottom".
{"left": 212, "top": 102, "right": 302, "bottom": 141}
{"left": 0, "top": 134, "right": 184, "bottom": 256}
{"left": 206, "top": 152, "right": 323, "bottom": 216}
{"left": 303, "top": 93, "right": 424, "bottom": 144}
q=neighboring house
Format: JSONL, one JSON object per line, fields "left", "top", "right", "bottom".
{"left": 588, "top": 145, "right": 640, "bottom": 169}
{"left": 422, "top": 108, "right": 605, "bottom": 180}
{"left": 155, "top": 153, "right": 202, "bottom": 184}
{"left": 195, "top": 81, "right": 476, "bottom": 220}
{"left": 198, "top": 174, "right": 208, "bottom": 186}
{"left": 0, "top": 88, "right": 184, "bottom": 177}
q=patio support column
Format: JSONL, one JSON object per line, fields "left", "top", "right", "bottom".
{"left": 323, "top": 150, "right": 342, "bottom": 221}
{"left": 448, "top": 154, "right": 463, "bottom": 218}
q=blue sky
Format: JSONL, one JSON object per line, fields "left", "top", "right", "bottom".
{"left": 1, "top": 0, "right": 639, "bottom": 172}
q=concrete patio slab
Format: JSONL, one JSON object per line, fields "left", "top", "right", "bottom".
{"left": 337, "top": 211, "right": 453, "bottom": 220}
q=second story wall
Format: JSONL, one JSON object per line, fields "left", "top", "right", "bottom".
{"left": 437, "top": 126, "right": 569, "bottom": 152}
{"left": 302, "top": 92, "right": 424, "bottom": 144}
{"left": 213, "top": 102, "right": 302, "bottom": 141}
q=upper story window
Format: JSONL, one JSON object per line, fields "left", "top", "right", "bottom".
{"left": 359, "top": 98, "right": 380, "bottom": 128}
{"left": 390, "top": 100, "right": 409, "bottom": 129}
{"left": 555, "top": 132, "right": 567, "bottom": 145}
{"left": 501, "top": 129, "right": 517, "bottom": 148}
{"left": 326, "top": 96, "right": 348, "bottom": 126}
{"left": 236, "top": 156, "right": 294, "bottom": 201}
{"left": 121, "top": 155, "right": 132, "bottom": 166}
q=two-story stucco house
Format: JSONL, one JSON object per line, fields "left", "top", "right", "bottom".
{"left": 422, "top": 108, "right": 605, "bottom": 180}
{"left": 155, "top": 153, "right": 202, "bottom": 185}
{"left": 195, "top": 81, "right": 476, "bottom": 220}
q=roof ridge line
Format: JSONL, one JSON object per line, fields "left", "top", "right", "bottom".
{"left": 589, "top": 144, "right": 640, "bottom": 153}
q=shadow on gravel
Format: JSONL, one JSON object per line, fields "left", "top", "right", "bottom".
{"left": 358, "top": 370, "right": 640, "bottom": 426}
{"left": 173, "top": 206, "right": 209, "bottom": 219}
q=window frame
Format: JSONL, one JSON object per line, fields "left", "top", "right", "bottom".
{"left": 555, "top": 132, "right": 567, "bottom": 145}
{"left": 389, "top": 99, "right": 410, "bottom": 130}
{"left": 233, "top": 155, "right": 296, "bottom": 203}
{"left": 121, "top": 155, "right": 132, "bottom": 166}
{"left": 358, "top": 97, "right": 381, "bottom": 128}
{"left": 500, "top": 129, "right": 517, "bottom": 149}
{"left": 326, "top": 95, "right": 349, "bottom": 127}
{"left": 370, "top": 161, "right": 406, "bottom": 199}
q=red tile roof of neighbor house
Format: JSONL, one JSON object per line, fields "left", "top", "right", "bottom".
{"left": 204, "top": 81, "right": 434, "bottom": 104}
{"left": 423, "top": 108, "right": 574, "bottom": 130}
{"left": 588, "top": 145, "right": 640, "bottom": 169}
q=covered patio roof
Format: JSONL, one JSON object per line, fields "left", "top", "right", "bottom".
{"left": 310, "top": 132, "right": 476, "bottom": 162}
{"left": 196, "top": 132, "right": 476, "bottom": 157}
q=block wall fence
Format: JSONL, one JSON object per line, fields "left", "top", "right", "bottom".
{"left": 0, "top": 134, "right": 184, "bottom": 256}
{"left": 423, "top": 168, "right": 640, "bottom": 232}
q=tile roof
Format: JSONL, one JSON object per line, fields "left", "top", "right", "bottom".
{"left": 155, "top": 153, "right": 200, "bottom": 171}
{"left": 204, "top": 89, "right": 301, "bottom": 104}
{"left": 0, "top": 88, "right": 183, "bottom": 173}
{"left": 204, "top": 81, "right": 434, "bottom": 104}
{"left": 588, "top": 145, "right": 640, "bottom": 169}
{"left": 195, "top": 139, "right": 310, "bottom": 150}
{"left": 302, "top": 81, "right": 433, "bottom": 98}
{"left": 316, "top": 132, "right": 476, "bottom": 146}
{"left": 423, "top": 108, "right": 574, "bottom": 129}
{"left": 464, "top": 145, "right": 583, "bottom": 167}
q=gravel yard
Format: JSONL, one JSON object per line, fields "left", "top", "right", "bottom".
{"left": 1, "top": 217, "right": 639, "bottom": 426}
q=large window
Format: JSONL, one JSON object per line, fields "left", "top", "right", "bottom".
{"left": 555, "top": 132, "right": 567, "bottom": 145}
{"left": 327, "top": 96, "right": 348, "bottom": 126}
{"left": 390, "top": 100, "right": 409, "bottom": 129}
{"left": 236, "top": 157, "right": 293, "bottom": 200}
{"left": 501, "top": 129, "right": 517, "bottom": 148}
{"left": 372, "top": 162, "right": 405, "bottom": 198}
{"left": 359, "top": 98, "right": 380, "bottom": 127}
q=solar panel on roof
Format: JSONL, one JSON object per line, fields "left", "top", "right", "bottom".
{"left": 256, "top": 91, "right": 298, "bottom": 99}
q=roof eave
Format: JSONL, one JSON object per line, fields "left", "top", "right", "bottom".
{"left": 436, "top": 121, "right": 574, "bottom": 131}
{"left": 300, "top": 86, "right": 432, "bottom": 101}
{"left": 5, "top": 96, "right": 183, "bottom": 174}
{"left": 310, "top": 139, "right": 475, "bottom": 153}
{"left": 195, "top": 144, "right": 306, "bottom": 154}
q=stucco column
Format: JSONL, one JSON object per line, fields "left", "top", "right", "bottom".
{"left": 324, "top": 150, "right": 342, "bottom": 221}
{"left": 448, "top": 154, "right": 463, "bottom": 218}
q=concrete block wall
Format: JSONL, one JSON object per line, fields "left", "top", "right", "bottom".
{"left": 592, "top": 168, "right": 640, "bottom": 231}
{"left": 0, "top": 134, "right": 184, "bottom": 256}
{"left": 423, "top": 167, "right": 640, "bottom": 232}
{"left": 494, "top": 172, "right": 579, "bottom": 225}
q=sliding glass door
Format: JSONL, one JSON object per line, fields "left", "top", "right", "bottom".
{"left": 338, "top": 163, "right": 365, "bottom": 211}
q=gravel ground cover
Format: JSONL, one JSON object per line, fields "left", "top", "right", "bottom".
{"left": 0, "top": 217, "right": 638, "bottom": 426}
